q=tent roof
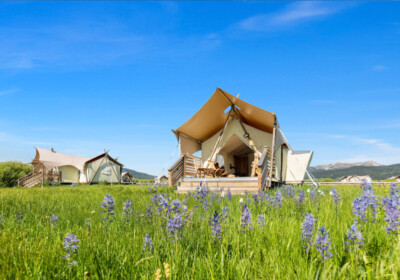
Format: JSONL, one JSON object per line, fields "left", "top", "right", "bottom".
{"left": 173, "top": 88, "right": 276, "bottom": 142}
{"left": 86, "top": 153, "right": 123, "bottom": 167}
{"left": 33, "top": 147, "right": 91, "bottom": 171}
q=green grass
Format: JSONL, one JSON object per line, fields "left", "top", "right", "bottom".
{"left": 0, "top": 184, "right": 399, "bottom": 279}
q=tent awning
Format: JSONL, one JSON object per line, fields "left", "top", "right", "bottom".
{"left": 173, "top": 88, "right": 276, "bottom": 143}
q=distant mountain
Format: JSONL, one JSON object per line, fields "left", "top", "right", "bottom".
{"left": 312, "top": 160, "right": 381, "bottom": 171}
{"left": 309, "top": 163, "right": 400, "bottom": 181}
{"left": 122, "top": 168, "right": 156, "bottom": 180}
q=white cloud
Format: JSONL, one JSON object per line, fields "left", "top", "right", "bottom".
{"left": 372, "top": 65, "right": 387, "bottom": 71}
{"left": 0, "top": 88, "right": 19, "bottom": 96}
{"left": 239, "top": 2, "right": 348, "bottom": 31}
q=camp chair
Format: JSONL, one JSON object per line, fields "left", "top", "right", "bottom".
{"left": 215, "top": 166, "right": 228, "bottom": 177}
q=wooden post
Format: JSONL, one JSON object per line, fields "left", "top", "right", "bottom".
{"left": 168, "top": 171, "right": 173, "bottom": 187}
{"left": 267, "top": 116, "right": 277, "bottom": 189}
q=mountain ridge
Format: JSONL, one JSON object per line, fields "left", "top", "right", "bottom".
{"left": 312, "top": 160, "right": 381, "bottom": 170}
{"left": 122, "top": 168, "right": 156, "bottom": 180}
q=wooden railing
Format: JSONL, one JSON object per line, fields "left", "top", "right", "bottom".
{"left": 18, "top": 172, "right": 43, "bottom": 188}
{"left": 168, "top": 154, "right": 202, "bottom": 186}
{"left": 183, "top": 154, "right": 201, "bottom": 178}
{"left": 257, "top": 147, "right": 276, "bottom": 190}
{"left": 168, "top": 155, "right": 185, "bottom": 186}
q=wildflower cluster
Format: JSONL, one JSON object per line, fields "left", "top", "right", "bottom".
{"left": 143, "top": 233, "right": 153, "bottom": 251}
{"left": 240, "top": 204, "right": 253, "bottom": 231}
{"left": 315, "top": 226, "right": 332, "bottom": 261}
{"left": 301, "top": 213, "right": 315, "bottom": 250}
{"left": 122, "top": 200, "right": 133, "bottom": 223}
{"left": 50, "top": 214, "right": 58, "bottom": 226}
{"left": 345, "top": 224, "right": 363, "bottom": 248}
{"left": 101, "top": 194, "right": 116, "bottom": 225}
{"left": 383, "top": 184, "right": 400, "bottom": 234}
{"left": 352, "top": 183, "right": 377, "bottom": 223}
{"left": 62, "top": 233, "right": 79, "bottom": 267}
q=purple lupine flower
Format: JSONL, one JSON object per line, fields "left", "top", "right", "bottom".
{"left": 151, "top": 194, "right": 159, "bottom": 206}
{"left": 309, "top": 188, "right": 317, "bottom": 201}
{"left": 252, "top": 193, "right": 259, "bottom": 204}
{"left": 264, "top": 193, "right": 273, "bottom": 208}
{"left": 210, "top": 211, "right": 222, "bottom": 240}
{"left": 195, "top": 183, "right": 209, "bottom": 200}
{"left": 257, "top": 214, "right": 265, "bottom": 230}
{"left": 168, "top": 213, "right": 184, "bottom": 239}
{"left": 101, "top": 194, "right": 116, "bottom": 223}
{"left": 211, "top": 192, "right": 217, "bottom": 202}
{"left": 316, "top": 226, "right": 332, "bottom": 261}
{"left": 297, "top": 190, "right": 305, "bottom": 205}
{"left": 143, "top": 234, "right": 153, "bottom": 251}
{"left": 240, "top": 204, "right": 253, "bottom": 231}
{"left": 122, "top": 200, "right": 133, "bottom": 222}
{"left": 244, "top": 190, "right": 249, "bottom": 197}
{"left": 345, "top": 224, "right": 364, "bottom": 248}
{"left": 227, "top": 188, "right": 232, "bottom": 201}
{"left": 201, "top": 198, "right": 209, "bottom": 210}
{"left": 353, "top": 185, "right": 378, "bottom": 223}
{"left": 301, "top": 213, "right": 315, "bottom": 250}
{"left": 331, "top": 187, "right": 341, "bottom": 206}
{"left": 145, "top": 205, "right": 153, "bottom": 217}
{"left": 274, "top": 191, "right": 282, "bottom": 208}
{"left": 284, "top": 185, "right": 296, "bottom": 198}
{"left": 171, "top": 199, "right": 181, "bottom": 213}
{"left": 384, "top": 198, "right": 400, "bottom": 234}
{"left": 50, "top": 214, "right": 58, "bottom": 226}
{"left": 221, "top": 206, "right": 229, "bottom": 223}
{"left": 62, "top": 233, "right": 79, "bottom": 266}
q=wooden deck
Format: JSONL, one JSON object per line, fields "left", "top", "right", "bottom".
{"left": 177, "top": 177, "right": 260, "bottom": 194}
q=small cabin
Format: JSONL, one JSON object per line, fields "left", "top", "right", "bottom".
{"left": 339, "top": 175, "right": 372, "bottom": 184}
{"left": 168, "top": 88, "right": 313, "bottom": 193}
{"left": 387, "top": 176, "right": 400, "bottom": 182}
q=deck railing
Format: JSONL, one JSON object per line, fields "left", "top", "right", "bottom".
{"left": 257, "top": 147, "right": 276, "bottom": 190}
{"left": 18, "top": 171, "right": 43, "bottom": 188}
{"left": 168, "top": 154, "right": 202, "bottom": 186}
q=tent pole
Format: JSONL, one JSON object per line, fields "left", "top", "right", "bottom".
{"left": 205, "top": 107, "right": 233, "bottom": 168}
{"left": 267, "top": 116, "right": 277, "bottom": 189}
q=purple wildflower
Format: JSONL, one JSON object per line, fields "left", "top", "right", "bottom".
{"left": 274, "top": 191, "right": 282, "bottom": 208}
{"left": 15, "top": 210, "right": 24, "bottom": 223}
{"left": 171, "top": 199, "right": 181, "bottom": 213}
{"left": 50, "top": 214, "right": 58, "bottom": 226}
{"left": 331, "top": 187, "right": 340, "bottom": 205}
{"left": 384, "top": 198, "right": 400, "bottom": 234}
{"left": 210, "top": 211, "right": 222, "bottom": 240}
{"left": 353, "top": 185, "right": 378, "bottom": 223}
{"left": 101, "top": 194, "right": 116, "bottom": 223}
{"left": 257, "top": 214, "right": 265, "bottom": 230}
{"left": 284, "top": 185, "right": 296, "bottom": 198}
{"left": 195, "top": 183, "right": 209, "bottom": 200}
{"left": 345, "top": 224, "right": 363, "bottom": 248}
{"left": 252, "top": 193, "right": 259, "bottom": 204}
{"left": 301, "top": 213, "right": 315, "bottom": 250}
{"left": 211, "top": 192, "right": 217, "bottom": 202}
{"left": 221, "top": 206, "right": 229, "bottom": 223}
{"left": 316, "top": 226, "right": 332, "bottom": 261}
{"left": 62, "top": 233, "right": 79, "bottom": 266}
{"left": 297, "top": 190, "right": 305, "bottom": 204}
{"left": 143, "top": 234, "right": 153, "bottom": 251}
{"left": 240, "top": 204, "right": 253, "bottom": 231}
{"left": 309, "top": 188, "right": 317, "bottom": 201}
{"left": 168, "top": 213, "right": 184, "bottom": 239}
{"left": 227, "top": 188, "right": 232, "bottom": 201}
{"left": 201, "top": 198, "right": 209, "bottom": 210}
{"left": 122, "top": 200, "right": 133, "bottom": 222}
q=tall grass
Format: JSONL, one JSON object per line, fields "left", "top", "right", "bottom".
{"left": 0, "top": 184, "right": 399, "bottom": 279}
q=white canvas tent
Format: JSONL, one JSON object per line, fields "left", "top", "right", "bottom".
{"left": 170, "top": 88, "right": 314, "bottom": 188}
{"left": 19, "top": 148, "right": 123, "bottom": 186}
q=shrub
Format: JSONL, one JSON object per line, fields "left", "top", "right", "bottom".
{"left": 0, "top": 161, "right": 33, "bottom": 188}
{"left": 320, "top": 178, "right": 335, "bottom": 183}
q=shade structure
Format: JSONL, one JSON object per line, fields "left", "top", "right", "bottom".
{"left": 33, "top": 147, "right": 90, "bottom": 172}
{"left": 173, "top": 88, "right": 276, "bottom": 144}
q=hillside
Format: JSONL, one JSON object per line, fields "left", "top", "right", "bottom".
{"left": 313, "top": 160, "right": 381, "bottom": 170}
{"left": 122, "top": 168, "right": 156, "bottom": 180}
{"left": 309, "top": 163, "right": 400, "bottom": 181}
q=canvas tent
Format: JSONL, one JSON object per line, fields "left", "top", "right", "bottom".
{"left": 169, "top": 88, "right": 314, "bottom": 189}
{"left": 18, "top": 148, "right": 123, "bottom": 187}
{"left": 121, "top": 172, "right": 134, "bottom": 184}
{"left": 155, "top": 175, "right": 169, "bottom": 185}
{"left": 339, "top": 175, "right": 372, "bottom": 183}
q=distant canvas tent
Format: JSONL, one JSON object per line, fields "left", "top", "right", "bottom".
{"left": 387, "top": 175, "right": 400, "bottom": 182}
{"left": 339, "top": 175, "right": 372, "bottom": 183}
{"left": 155, "top": 175, "right": 169, "bottom": 185}
{"left": 18, "top": 148, "right": 123, "bottom": 187}
{"left": 168, "top": 88, "right": 314, "bottom": 192}
{"left": 121, "top": 172, "right": 134, "bottom": 184}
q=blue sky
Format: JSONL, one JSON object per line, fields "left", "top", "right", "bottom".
{"left": 0, "top": 1, "right": 399, "bottom": 175}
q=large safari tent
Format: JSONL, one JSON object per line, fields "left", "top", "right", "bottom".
{"left": 169, "top": 88, "right": 313, "bottom": 193}
{"left": 18, "top": 148, "right": 123, "bottom": 187}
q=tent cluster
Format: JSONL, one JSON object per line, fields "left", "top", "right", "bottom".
{"left": 20, "top": 147, "right": 123, "bottom": 186}
{"left": 170, "top": 88, "right": 314, "bottom": 188}
{"left": 339, "top": 175, "right": 372, "bottom": 183}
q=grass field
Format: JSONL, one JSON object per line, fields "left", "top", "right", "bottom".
{"left": 0, "top": 183, "right": 399, "bottom": 279}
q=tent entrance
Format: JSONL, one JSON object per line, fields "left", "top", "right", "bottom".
{"left": 218, "top": 134, "right": 255, "bottom": 177}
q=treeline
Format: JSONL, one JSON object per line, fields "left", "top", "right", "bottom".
{"left": 0, "top": 161, "right": 32, "bottom": 188}
{"left": 309, "top": 163, "right": 400, "bottom": 181}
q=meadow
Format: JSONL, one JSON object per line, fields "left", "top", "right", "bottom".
{"left": 0, "top": 183, "right": 399, "bottom": 279}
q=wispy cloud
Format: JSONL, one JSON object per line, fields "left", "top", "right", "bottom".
{"left": 372, "top": 65, "right": 387, "bottom": 71}
{"left": 238, "top": 2, "right": 352, "bottom": 32}
{"left": 0, "top": 88, "right": 19, "bottom": 96}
